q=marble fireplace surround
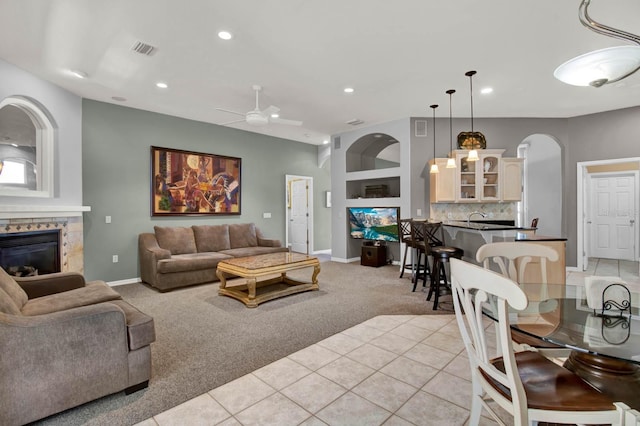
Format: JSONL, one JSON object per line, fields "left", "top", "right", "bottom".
{"left": 0, "top": 205, "right": 90, "bottom": 274}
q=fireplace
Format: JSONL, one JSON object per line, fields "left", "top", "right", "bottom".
{"left": 0, "top": 230, "right": 61, "bottom": 276}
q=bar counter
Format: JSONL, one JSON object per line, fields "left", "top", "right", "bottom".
{"left": 442, "top": 221, "right": 567, "bottom": 284}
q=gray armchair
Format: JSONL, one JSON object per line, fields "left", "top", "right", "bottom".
{"left": 0, "top": 268, "right": 155, "bottom": 425}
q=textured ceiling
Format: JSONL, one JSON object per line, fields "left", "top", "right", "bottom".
{"left": 0, "top": 0, "right": 639, "bottom": 145}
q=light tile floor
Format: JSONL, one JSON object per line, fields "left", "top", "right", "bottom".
{"left": 136, "top": 260, "right": 640, "bottom": 426}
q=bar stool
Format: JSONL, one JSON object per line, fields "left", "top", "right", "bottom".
{"left": 427, "top": 246, "right": 463, "bottom": 310}
{"left": 399, "top": 219, "right": 416, "bottom": 279}
{"left": 411, "top": 220, "right": 444, "bottom": 292}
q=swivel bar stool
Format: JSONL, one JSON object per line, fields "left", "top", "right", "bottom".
{"left": 427, "top": 245, "right": 463, "bottom": 310}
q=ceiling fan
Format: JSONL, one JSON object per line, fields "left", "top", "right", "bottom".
{"left": 216, "top": 85, "right": 302, "bottom": 127}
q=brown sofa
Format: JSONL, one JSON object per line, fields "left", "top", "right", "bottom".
{"left": 0, "top": 268, "right": 155, "bottom": 425}
{"left": 139, "top": 223, "right": 288, "bottom": 292}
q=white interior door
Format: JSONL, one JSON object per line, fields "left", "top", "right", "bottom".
{"left": 590, "top": 174, "right": 636, "bottom": 260}
{"left": 290, "top": 179, "right": 309, "bottom": 254}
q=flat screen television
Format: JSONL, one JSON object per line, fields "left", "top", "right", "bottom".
{"left": 347, "top": 207, "right": 400, "bottom": 242}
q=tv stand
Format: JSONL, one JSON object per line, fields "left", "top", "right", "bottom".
{"left": 361, "top": 241, "right": 387, "bottom": 267}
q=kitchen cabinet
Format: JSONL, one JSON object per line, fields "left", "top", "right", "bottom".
{"left": 429, "top": 158, "right": 456, "bottom": 203}
{"left": 501, "top": 158, "right": 523, "bottom": 201}
{"left": 457, "top": 149, "right": 503, "bottom": 202}
{"left": 429, "top": 149, "right": 522, "bottom": 203}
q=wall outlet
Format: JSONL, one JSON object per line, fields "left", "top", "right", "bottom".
{"left": 263, "top": 212, "right": 272, "bottom": 218}
{"left": 112, "top": 255, "right": 118, "bottom": 263}
{"left": 105, "top": 215, "right": 111, "bottom": 224}
{"left": 416, "top": 209, "right": 422, "bottom": 217}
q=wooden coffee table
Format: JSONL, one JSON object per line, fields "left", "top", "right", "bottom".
{"left": 216, "top": 252, "right": 320, "bottom": 308}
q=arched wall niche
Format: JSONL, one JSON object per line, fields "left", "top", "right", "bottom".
{"left": 0, "top": 95, "right": 55, "bottom": 197}
{"left": 346, "top": 133, "right": 399, "bottom": 172}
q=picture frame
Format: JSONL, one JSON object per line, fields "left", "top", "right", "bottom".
{"left": 151, "top": 146, "right": 241, "bottom": 216}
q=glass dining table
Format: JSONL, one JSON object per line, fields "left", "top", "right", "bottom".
{"left": 482, "top": 282, "right": 640, "bottom": 409}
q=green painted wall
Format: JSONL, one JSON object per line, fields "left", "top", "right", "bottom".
{"left": 82, "top": 99, "right": 330, "bottom": 282}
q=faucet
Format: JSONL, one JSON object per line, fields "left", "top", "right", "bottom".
{"left": 467, "top": 211, "right": 487, "bottom": 226}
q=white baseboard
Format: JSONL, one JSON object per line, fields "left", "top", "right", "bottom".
{"left": 313, "top": 249, "right": 331, "bottom": 255}
{"left": 108, "top": 277, "right": 140, "bottom": 287}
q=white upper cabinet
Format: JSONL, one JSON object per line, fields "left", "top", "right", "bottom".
{"left": 429, "top": 149, "right": 522, "bottom": 203}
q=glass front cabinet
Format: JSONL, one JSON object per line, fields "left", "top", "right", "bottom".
{"left": 456, "top": 149, "right": 502, "bottom": 203}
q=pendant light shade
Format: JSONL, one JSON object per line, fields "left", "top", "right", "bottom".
{"left": 445, "top": 89, "right": 456, "bottom": 169}
{"left": 429, "top": 104, "right": 439, "bottom": 174}
{"left": 554, "top": 0, "right": 640, "bottom": 88}
{"left": 457, "top": 70, "right": 485, "bottom": 161}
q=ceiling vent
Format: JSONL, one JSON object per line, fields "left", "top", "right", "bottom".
{"left": 415, "top": 119, "right": 428, "bottom": 137}
{"left": 346, "top": 119, "right": 364, "bottom": 126}
{"left": 131, "top": 41, "right": 157, "bottom": 56}
{"left": 334, "top": 136, "right": 341, "bottom": 149}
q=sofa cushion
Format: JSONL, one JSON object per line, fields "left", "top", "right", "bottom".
{"left": 108, "top": 300, "right": 156, "bottom": 351}
{"left": 154, "top": 226, "right": 197, "bottom": 255}
{"left": 0, "top": 267, "right": 28, "bottom": 310}
{"left": 0, "top": 287, "right": 22, "bottom": 315}
{"left": 192, "top": 224, "right": 231, "bottom": 252}
{"left": 21, "top": 281, "right": 123, "bottom": 316}
{"left": 228, "top": 223, "right": 258, "bottom": 248}
{"left": 157, "top": 252, "right": 233, "bottom": 274}
{"left": 220, "top": 246, "right": 289, "bottom": 258}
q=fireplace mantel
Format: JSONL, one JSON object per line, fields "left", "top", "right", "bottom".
{"left": 0, "top": 205, "right": 91, "bottom": 219}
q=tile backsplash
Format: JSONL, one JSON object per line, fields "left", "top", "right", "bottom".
{"left": 430, "top": 202, "right": 517, "bottom": 222}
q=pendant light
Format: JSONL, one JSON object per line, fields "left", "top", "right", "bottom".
{"left": 445, "top": 89, "right": 456, "bottom": 169}
{"left": 457, "top": 70, "right": 485, "bottom": 161}
{"left": 429, "top": 104, "right": 439, "bottom": 174}
{"left": 554, "top": 0, "right": 640, "bottom": 88}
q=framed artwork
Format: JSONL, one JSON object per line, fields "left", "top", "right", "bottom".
{"left": 151, "top": 146, "right": 241, "bottom": 216}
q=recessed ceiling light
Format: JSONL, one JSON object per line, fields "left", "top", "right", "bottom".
{"left": 156, "top": 82, "right": 168, "bottom": 89}
{"left": 218, "top": 31, "right": 233, "bottom": 40}
{"left": 481, "top": 87, "right": 493, "bottom": 94}
{"left": 70, "top": 70, "right": 87, "bottom": 79}
{"left": 323, "top": 140, "right": 329, "bottom": 145}
{"left": 271, "top": 113, "right": 279, "bottom": 118}
{"left": 344, "top": 87, "right": 354, "bottom": 93}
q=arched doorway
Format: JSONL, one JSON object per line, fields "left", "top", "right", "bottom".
{"left": 517, "top": 134, "right": 562, "bottom": 236}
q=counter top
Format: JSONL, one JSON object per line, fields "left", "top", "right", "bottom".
{"left": 514, "top": 234, "right": 567, "bottom": 242}
{"left": 443, "top": 220, "right": 531, "bottom": 231}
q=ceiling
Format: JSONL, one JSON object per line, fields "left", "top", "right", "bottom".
{"left": 1, "top": 0, "right": 639, "bottom": 146}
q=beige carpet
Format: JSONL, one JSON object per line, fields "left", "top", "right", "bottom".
{"left": 34, "top": 261, "right": 449, "bottom": 426}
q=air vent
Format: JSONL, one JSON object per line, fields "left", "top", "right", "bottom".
{"left": 415, "top": 119, "right": 428, "bottom": 137}
{"left": 131, "top": 41, "right": 157, "bottom": 56}
{"left": 334, "top": 136, "right": 341, "bottom": 149}
{"left": 346, "top": 119, "right": 364, "bottom": 126}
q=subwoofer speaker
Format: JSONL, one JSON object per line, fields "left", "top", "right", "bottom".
{"left": 361, "top": 244, "right": 387, "bottom": 267}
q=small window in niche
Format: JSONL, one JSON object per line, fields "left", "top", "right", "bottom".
{"left": 0, "top": 96, "right": 54, "bottom": 197}
{"left": 0, "top": 159, "right": 28, "bottom": 185}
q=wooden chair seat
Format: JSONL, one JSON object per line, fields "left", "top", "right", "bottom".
{"left": 484, "top": 351, "right": 615, "bottom": 411}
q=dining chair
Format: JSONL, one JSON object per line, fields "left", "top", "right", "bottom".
{"left": 476, "top": 241, "right": 564, "bottom": 353}
{"left": 624, "top": 407, "right": 640, "bottom": 426}
{"left": 476, "top": 241, "right": 558, "bottom": 288}
{"left": 449, "top": 258, "right": 625, "bottom": 426}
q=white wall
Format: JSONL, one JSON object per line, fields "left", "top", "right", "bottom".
{"left": 331, "top": 118, "right": 410, "bottom": 262}
{"left": 0, "top": 59, "right": 83, "bottom": 206}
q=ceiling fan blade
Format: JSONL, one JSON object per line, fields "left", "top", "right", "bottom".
{"left": 271, "top": 117, "right": 303, "bottom": 126}
{"left": 216, "top": 108, "right": 245, "bottom": 116}
{"left": 220, "top": 118, "right": 246, "bottom": 126}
